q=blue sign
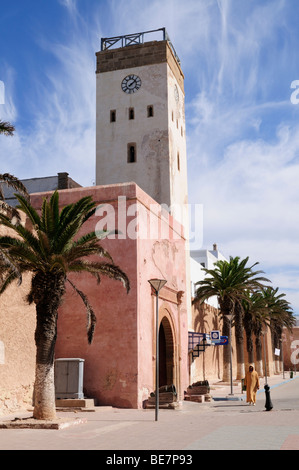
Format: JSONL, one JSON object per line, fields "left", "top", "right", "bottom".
{"left": 213, "top": 336, "right": 228, "bottom": 346}
{"left": 210, "top": 330, "right": 221, "bottom": 341}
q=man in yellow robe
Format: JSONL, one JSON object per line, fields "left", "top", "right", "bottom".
{"left": 244, "top": 364, "right": 260, "bottom": 405}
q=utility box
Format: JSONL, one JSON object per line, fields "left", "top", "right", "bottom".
{"left": 54, "top": 358, "right": 85, "bottom": 399}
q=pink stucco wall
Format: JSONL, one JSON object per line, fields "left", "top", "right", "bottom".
{"left": 31, "top": 182, "right": 189, "bottom": 408}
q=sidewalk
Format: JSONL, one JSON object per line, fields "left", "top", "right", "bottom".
{"left": 209, "top": 371, "right": 298, "bottom": 401}
{"left": 0, "top": 372, "right": 297, "bottom": 421}
{"left": 0, "top": 373, "right": 299, "bottom": 450}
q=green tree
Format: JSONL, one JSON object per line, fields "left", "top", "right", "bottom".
{"left": 266, "top": 287, "right": 295, "bottom": 374}
{"left": 242, "top": 290, "right": 268, "bottom": 373}
{"left": 0, "top": 119, "right": 28, "bottom": 219}
{"left": 243, "top": 287, "right": 295, "bottom": 376}
{"left": 0, "top": 121, "right": 29, "bottom": 282}
{"left": 195, "top": 256, "right": 269, "bottom": 381}
{"left": 0, "top": 191, "right": 130, "bottom": 420}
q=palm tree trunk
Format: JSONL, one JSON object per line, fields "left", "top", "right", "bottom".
{"left": 255, "top": 334, "right": 263, "bottom": 376}
{"left": 246, "top": 333, "right": 254, "bottom": 365}
{"left": 33, "top": 303, "right": 58, "bottom": 420}
{"left": 32, "top": 271, "right": 65, "bottom": 420}
{"left": 34, "top": 362, "right": 56, "bottom": 420}
{"left": 243, "top": 309, "right": 254, "bottom": 369}
{"left": 220, "top": 297, "right": 235, "bottom": 382}
{"left": 222, "top": 314, "right": 231, "bottom": 382}
{"left": 272, "top": 325, "right": 281, "bottom": 375}
{"left": 235, "top": 301, "right": 245, "bottom": 379}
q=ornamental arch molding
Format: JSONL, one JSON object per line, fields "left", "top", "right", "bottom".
{"left": 157, "top": 303, "right": 180, "bottom": 394}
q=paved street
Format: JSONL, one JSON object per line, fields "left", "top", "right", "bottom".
{"left": 1, "top": 374, "right": 299, "bottom": 453}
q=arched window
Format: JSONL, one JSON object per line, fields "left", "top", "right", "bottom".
{"left": 110, "top": 110, "right": 116, "bottom": 122}
{"left": 127, "top": 143, "right": 136, "bottom": 163}
{"left": 129, "top": 108, "right": 135, "bottom": 120}
{"left": 147, "top": 105, "right": 154, "bottom": 117}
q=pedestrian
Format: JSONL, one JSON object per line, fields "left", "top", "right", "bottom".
{"left": 244, "top": 364, "right": 260, "bottom": 405}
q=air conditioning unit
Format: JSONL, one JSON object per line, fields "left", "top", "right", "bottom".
{"left": 54, "top": 358, "right": 85, "bottom": 399}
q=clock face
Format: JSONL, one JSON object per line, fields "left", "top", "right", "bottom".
{"left": 121, "top": 75, "right": 142, "bottom": 94}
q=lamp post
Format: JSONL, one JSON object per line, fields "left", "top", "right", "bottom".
{"left": 262, "top": 331, "right": 268, "bottom": 386}
{"left": 227, "top": 313, "right": 234, "bottom": 396}
{"left": 148, "top": 278, "right": 167, "bottom": 421}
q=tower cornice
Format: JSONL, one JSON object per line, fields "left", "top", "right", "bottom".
{"left": 96, "top": 40, "right": 184, "bottom": 93}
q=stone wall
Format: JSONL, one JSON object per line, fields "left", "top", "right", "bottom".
{"left": 0, "top": 217, "right": 36, "bottom": 415}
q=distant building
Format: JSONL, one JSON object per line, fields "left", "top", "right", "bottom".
{"left": 190, "top": 243, "right": 228, "bottom": 306}
{"left": 1, "top": 172, "right": 81, "bottom": 207}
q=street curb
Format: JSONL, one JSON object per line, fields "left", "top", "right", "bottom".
{"left": 256, "top": 374, "right": 299, "bottom": 395}
{"left": 213, "top": 396, "right": 245, "bottom": 402}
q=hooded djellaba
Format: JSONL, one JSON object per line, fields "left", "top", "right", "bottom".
{"left": 244, "top": 364, "right": 260, "bottom": 405}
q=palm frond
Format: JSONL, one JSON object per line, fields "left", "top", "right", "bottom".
{"left": 0, "top": 120, "right": 15, "bottom": 136}
{"left": 69, "top": 260, "right": 130, "bottom": 293}
{"left": 0, "top": 173, "right": 29, "bottom": 200}
{"left": 67, "top": 278, "right": 97, "bottom": 344}
{"left": 0, "top": 269, "right": 20, "bottom": 294}
{"left": 15, "top": 193, "right": 41, "bottom": 228}
{"left": 0, "top": 200, "right": 22, "bottom": 223}
{"left": 0, "top": 249, "right": 22, "bottom": 287}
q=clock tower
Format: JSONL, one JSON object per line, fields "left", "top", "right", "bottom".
{"left": 95, "top": 28, "right": 188, "bottom": 228}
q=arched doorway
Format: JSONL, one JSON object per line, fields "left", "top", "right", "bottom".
{"left": 159, "top": 317, "right": 174, "bottom": 387}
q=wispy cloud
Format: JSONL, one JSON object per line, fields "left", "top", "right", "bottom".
{"left": 0, "top": 2, "right": 104, "bottom": 186}
{"left": 183, "top": 0, "right": 299, "bottom": 313}
{"left": 0, "top": 0, "right": 298, "bottom": 313}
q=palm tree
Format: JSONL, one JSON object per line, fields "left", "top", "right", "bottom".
{"left": 245, "top": 287, "right": 295, "bottom": 376}
{"left": 0, "top": 119, "right": 15, "bottom": 136}
{"left": 0, "top": 120, "right": 29, "bottom": 219}
{"left": 234, "top": 299, "right": 246, "bottom": 379}
{"left": 242, "top": 290, "right": 268, "bottom": 374}
{"left": 0, "top": 191, "right": 130, "bottom": 420}
{"left": 267, "top": 288, "right": 295, "bottom": 374}
{"left": 195, "top": 256, "right": 269, "bottom": 381}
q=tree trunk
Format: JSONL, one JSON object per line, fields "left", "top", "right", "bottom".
{"left": 244, "top": 320, "right": 254, "bottom": 366}
{"left": 222, "top": 315, "right": 231, "bottom": 382}
{"left": 219, "top": 297, "right": 234, "bottom": 382}
{"left": 235, "top": 301, "right": 245, "bottom": 379}
{"left": 236, "top": 342, "right": 245, "bottom": 380}
{"left": 272, "top": 327, "right": 281, "bottom": 375}
{"left": 33, "top": 302, "right": 59, "bottom": 420}
{"left": 255, "top": 333, "right": 263, "bottom": 376}
{"left": 32, "top": 271, "right": 65, "bottom": 420}
{"left": 33, "top": 362, "right": 56, "bottom": 420}
{"left": 247, "top": 336, "right": 254, "bottom": 365}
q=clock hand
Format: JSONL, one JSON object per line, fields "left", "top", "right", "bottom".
{"left": 128, "top": 79, "right": 135, "bottom": 88}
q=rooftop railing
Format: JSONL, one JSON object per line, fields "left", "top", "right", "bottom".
{"left": 101, "top": 27, "right": 181, "bottom": 65}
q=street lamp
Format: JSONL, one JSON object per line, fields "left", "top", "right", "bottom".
{"left": 148, "top": 278, "right": 167, "bottom": 421}
{"left": 226, "top": 313, "right": 234, "bottom": 396}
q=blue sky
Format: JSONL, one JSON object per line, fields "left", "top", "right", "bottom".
{"left": 0, "top": 0, "right": 298, "bottom": 316}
